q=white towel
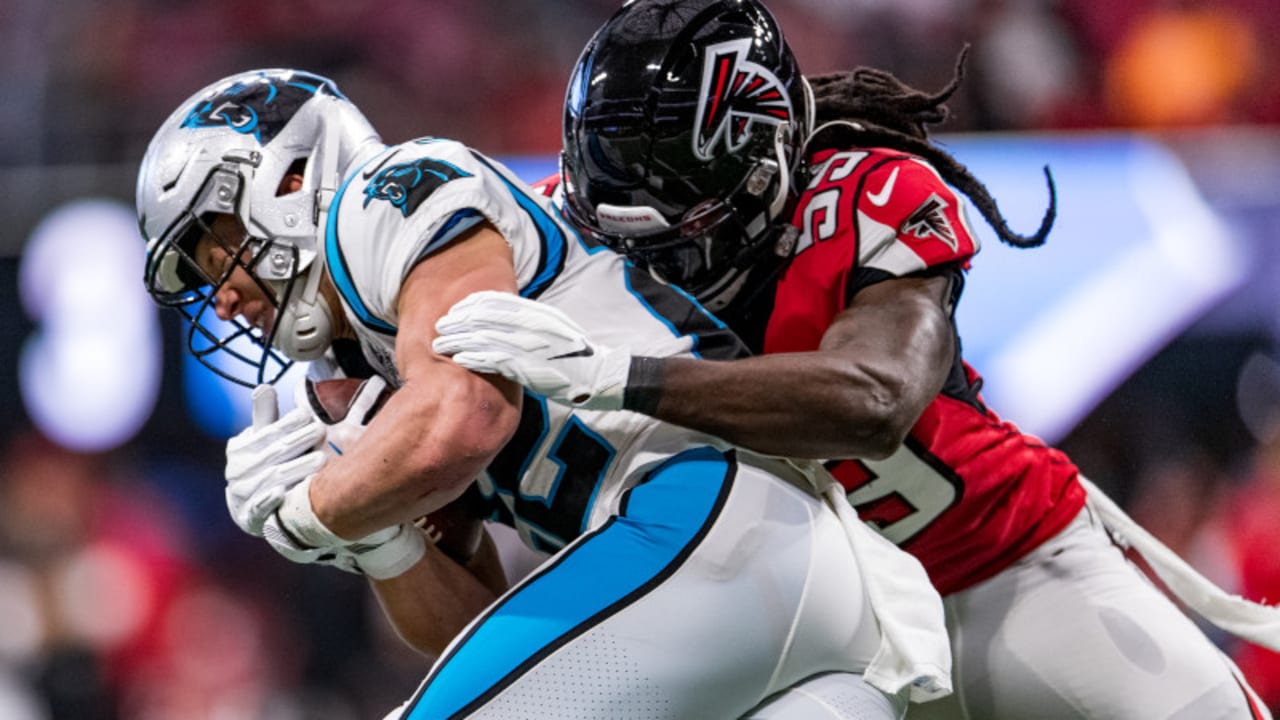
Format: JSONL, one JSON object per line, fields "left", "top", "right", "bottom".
{"left": 1081, "top": 476, "right": 1280, "bottom": 651}
{"left": 820, "top": 478, "right": 953, "bottom": 702}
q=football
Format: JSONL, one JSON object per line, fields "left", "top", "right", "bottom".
{"left": 305, "top": 377, "right": 487, "bottom": 564}
{"left": 305, "top": 376, "right": 393, "bottom": 424}
{"left": 417, "top": 485, "right": 489, "bottom": 565}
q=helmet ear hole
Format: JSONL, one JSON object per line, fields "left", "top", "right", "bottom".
{"left": 276, "top": 158, "right": 308, "bottom": 196}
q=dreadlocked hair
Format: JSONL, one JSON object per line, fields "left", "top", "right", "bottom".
{"left": 805, "top": 47, "right": 1055, "bottom": 249}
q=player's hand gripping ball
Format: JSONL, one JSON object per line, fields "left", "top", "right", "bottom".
{"left": 302, "top": 376, "right": 487, "bottom": 563}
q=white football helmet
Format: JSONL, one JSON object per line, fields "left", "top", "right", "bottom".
{"left": 138, "top": 68, "right": 382, "bottom": 386}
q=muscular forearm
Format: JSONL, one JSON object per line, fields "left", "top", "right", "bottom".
{"left": 634, "top": 275, "right": 956, "bottom": 460}
{"left": 638, "top": 353, "right": 925, "bottom": 459}
{"left": 311, "top": 224, "right": 522, "bottom": 541}
{"left": 311, "top": 377, "right": 519, "bottom": 540}
{"left": 309, "top": 424, "right": 473, "bottom": 539}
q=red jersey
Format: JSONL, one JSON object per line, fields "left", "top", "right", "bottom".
{"left": 530, "top": 174, "right": 560, "bottom": 199}
{"left": 767, "top": 147, "right": 1085, "bottom": 595}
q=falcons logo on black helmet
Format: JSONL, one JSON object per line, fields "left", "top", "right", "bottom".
{"left": 693, "top": 39, "right": 793, "bottom": 161}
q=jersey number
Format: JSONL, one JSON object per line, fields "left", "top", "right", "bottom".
{"left": 485, "top": 394, "right": 615, "bottom": 552}
{"left": 802, "top": 188, "right": 841, "bottom": 245}
{"left": 797, "top": 151, "right": 868, "bottom": 253}
{"left": 831, "top": 438, "right": 962, "bottom": 546}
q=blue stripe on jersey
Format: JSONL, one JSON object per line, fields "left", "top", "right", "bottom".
{"left": 469, "top": 154, "right": 566, "bottom": 299}
{"left": 325, "top": 155, "right": 398, "bottom": 335}
{"left": 403, "top": 446, "right": 734, "bottom": 720}
{"left": 420, "top": 208, "right": 483, "bottom": 257}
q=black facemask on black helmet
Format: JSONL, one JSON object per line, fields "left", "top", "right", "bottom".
{"left": 561, "top": 0, "right": 812, "bottom": 312}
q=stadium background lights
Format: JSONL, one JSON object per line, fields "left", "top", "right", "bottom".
{"left": 15, "top": 138, "right": 1241, "bottom": 451}
{"left": 18, "top": 199, "right": 162, "bottom": 452}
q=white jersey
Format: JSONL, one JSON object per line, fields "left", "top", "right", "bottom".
{"left": 324, "top": 137, "right": 746, "bottom": 552}
{"left": 324, "top": 137, "right": 951, "bottom": 716}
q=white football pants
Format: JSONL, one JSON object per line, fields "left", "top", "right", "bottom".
{"left": 396, "top": 447, "right": 892, "bottom": 719}
{"left": 910, "top": 506, "right": 1271, "bottom": 720}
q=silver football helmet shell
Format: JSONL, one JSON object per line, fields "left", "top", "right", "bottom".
{"left": 137, "top": 68, "right": 382, "bottom": 385}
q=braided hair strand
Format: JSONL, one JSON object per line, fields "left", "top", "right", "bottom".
{"left": 805, "top": 47, "right": 1055, "bottom": 249}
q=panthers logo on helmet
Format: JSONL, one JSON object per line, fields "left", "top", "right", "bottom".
{"left": 692, "top": 39, "right": 794, "bottom": 161}
{"left": 363, "top": 158, "right": 471, "bottom": 218}
{"left": 181, "top": 71, "right": 342, "bottom": 145}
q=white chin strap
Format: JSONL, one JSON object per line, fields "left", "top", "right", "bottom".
{"left": 272, "top": 117, "right": 342, "bottom": 363}
{"left": 273, "top": 261, "right": 333, "bottom": 361}
{"left": 767, "top": 121, "right": 794, "bottom": 221}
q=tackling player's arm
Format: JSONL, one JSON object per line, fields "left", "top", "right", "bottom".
{"left": 437, "top": 272, "right": 955, "bottom": 461}
{"left": 638, "top": 273, "right": 955, "bottom": 460}
{"left": 436, "top": 160, "right": 961, "bottom": 460}
{"left": 639, "top": 157, "right": 965, "bottom": 460}
{"left": 308, "top": 222, "right": 523, "bottom": 540}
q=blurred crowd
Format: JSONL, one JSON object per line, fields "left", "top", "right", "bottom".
{"left": 1, "top": 0, "right": 1279, "bottom": 718}
{"left": 2, "top": 0, "right": 1278, "bottom": 167}
{"left": 0, "top": 431, "right": 434, "bottom": 719}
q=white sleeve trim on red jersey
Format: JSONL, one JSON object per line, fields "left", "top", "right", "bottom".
{"left": 908, "top": 157, "right": 981, "bottom": 256}
{"left": 853, "top": 210, "right": 931, "bottom": 276}
{"left": 847, "top": 155, "right": 979, "bottom": 279}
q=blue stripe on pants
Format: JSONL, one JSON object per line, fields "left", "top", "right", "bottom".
{"left": 403, "top": 446, "right": 735, "bottom": 719}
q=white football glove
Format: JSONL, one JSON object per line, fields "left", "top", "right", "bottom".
{"left": 225, "top": 385, "right": 327, "bottom": 537}
{"left": 262, "top": 478, "right": 427, "bottom": 579}
{"left": 433, "top": 290, "right": 632, "bottom": 410}
{"left": 296, "top": 374, "right": 390, "bottom": 458}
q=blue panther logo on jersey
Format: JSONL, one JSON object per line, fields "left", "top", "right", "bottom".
{"left": 181, "top": 71, "right": 342, "bottom": 144}
{"left": 362, "top": 159, "right": 471, "bottom": 217}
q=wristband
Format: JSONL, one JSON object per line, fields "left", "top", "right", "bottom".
{"left": 353, "top": 525, "right": 428, "bottom": 580}
{"left": 276, "top": 477, "right": 348, "bottom": 549}
{"left": 622, "top": 356, "right": 665, "bottom": 415}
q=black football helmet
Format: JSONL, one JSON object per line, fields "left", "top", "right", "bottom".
{"left": 561, "top": 0, "right": 812, "bottom": 311}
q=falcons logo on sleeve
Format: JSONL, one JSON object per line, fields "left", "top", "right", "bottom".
{"left": 693, "top": 39, "right": 793, "bottom": 160}
{"left": 901, "top": 193, "right": 958, "bottom": 250}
